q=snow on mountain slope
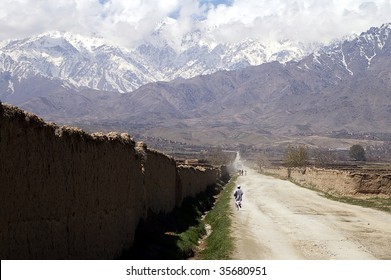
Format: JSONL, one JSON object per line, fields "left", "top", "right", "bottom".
{"left": 309, "top": 23, "right": 391, "bottom": 75}
{"left": 3, "top": 23, "right": 391, "bottom": 146}
{"left": 0, "top": 31, "right": 162, "bottom": 93}
{"left": 0, "top": 26, "right": 312, "bottom": 94}
{"left": 1, "top": 22, "right": 390, "bottom": 99}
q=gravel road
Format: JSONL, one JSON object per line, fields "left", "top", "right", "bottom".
{"left": 231, "top": 159, "right": 391, "bottom": 260}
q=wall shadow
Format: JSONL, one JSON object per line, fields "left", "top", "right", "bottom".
{"left": 119, "top": 182, "right": 225, "bottom": 260}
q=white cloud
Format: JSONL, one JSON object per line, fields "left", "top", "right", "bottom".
{"left": 0, "top": 0, "right": 181, "bottom": 46}
{"left": 0, "top": 0, "right": 103, "bottom": 40}
{"left": 201, "top": 0, "right": 391, "bottom": 44}
{"left": 0, "top": 0, "right": 390, "bottom": 48}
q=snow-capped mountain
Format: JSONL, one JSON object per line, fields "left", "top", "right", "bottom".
{"left": 313, "top": 23, "right": 391, "bottom": 74}
{"left": 0, "top": 24, "right": 313, "bottom": 95}
{"left": 111, "top": 22, "right": 391, "bottom": 142}
{"left": 2, "top": 23, "right": 391, "bottom": 147}
{"left": 0, "top": 31, "right": 162, "bottom": 93}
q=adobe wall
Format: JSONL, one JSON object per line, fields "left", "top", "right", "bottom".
{"left": 350, "top": 172, "right": 391, "bottom": 195}
{"left": 177, "top": 165, "right": 220, "bottom": 201}
{"left": 137, "top": 142, "right": 180, "bottom": 214}
{"left": 262, "top": 166, "right": 391, "bottom": 196}
{"left": 0, "top": 103, "right": 224, "bottom": 259}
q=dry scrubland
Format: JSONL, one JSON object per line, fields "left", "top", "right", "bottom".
{"left": 0, "top": 103, "right": 228, "bottom": 259}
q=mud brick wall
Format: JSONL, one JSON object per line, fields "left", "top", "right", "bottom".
{"left": 0, "top": 103, "right": 224, "bottom": 259}
{"left": 0, "top": 105, "right": 143, "bottom": 259}
{"left": 287, "top": 167, "right": 358, "bottom": 195}
{"left": 178, "top": 165, "right": 219, "bottom": 201}
{"left": 262, "top": 166, "right": 391, "bottom": 195}
{"left": 138, "top": 143, "right": 180, "bottom": 215}
{"left": 350, "top": 173, "right": 391, "bottom": 194}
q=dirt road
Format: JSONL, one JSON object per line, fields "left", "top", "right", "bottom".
{"left": 231, "top": 160, "right": 391, "bottom": 260}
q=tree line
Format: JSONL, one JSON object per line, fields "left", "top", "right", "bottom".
{"left": 282, "top": 144, "right": 367, "bottom": 168}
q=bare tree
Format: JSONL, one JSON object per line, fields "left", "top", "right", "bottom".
{"left": 284, "top": 145, "right": 309, "bottom": 168}
{"left": 256, "top": 152, "right": 271, "bottom": 171}
{"left": 313, "top": 148, "right": 337, "bottom": 166}
{"left": 207, "top": 147, "right": 231, "bottom": 166}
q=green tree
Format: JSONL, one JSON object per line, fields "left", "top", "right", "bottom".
{"left": 349, "top": 144, "right": 366, "bottom": 161}
{"left": 284, "top": 145, "right": 309, "bottom": 167}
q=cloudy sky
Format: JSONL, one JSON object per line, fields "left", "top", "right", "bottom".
{"left": 0, "top": 0, "right": 390, "bottom": 48}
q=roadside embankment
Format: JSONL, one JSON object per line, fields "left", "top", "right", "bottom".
{"left": 261, "top": 166, "right": 391, "bottom": 196}
{"left": 0, "top": 103, "right": 229, "bottom": 259}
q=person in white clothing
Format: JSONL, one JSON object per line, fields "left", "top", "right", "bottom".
{"left": 234, "top": 185, "right": 244, "bottom": 210}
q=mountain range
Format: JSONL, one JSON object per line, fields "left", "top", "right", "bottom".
{"left": 0, "top": 18, "right": 311, "bottom": 95}
{"left": 1, "top": 23, "right": 391, "bottom": 149}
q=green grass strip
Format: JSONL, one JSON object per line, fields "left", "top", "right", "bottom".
{"left": 322, "top": 193, "right": 391, "bottom": 213}
{"left": 120, "top": 179, "right": 228, "bottom": 259}
{"left": 199, "top": 176, "right": 237, "bottom": 260}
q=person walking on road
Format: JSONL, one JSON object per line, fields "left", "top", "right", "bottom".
{"left": 234, "top": 185, "right": 244, "bottom": 210}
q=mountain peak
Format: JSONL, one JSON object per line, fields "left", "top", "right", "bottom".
{"left": 0, "top": 29, "right": 312, "bottom": 93}
{"left": 2, "top": 23, "right": 391, "bottom": 147}
{"left": 378, "top": 22, "right": 391, "bottom": 31}
{"left": 2, "top": 23, "right": 390, "bottom": 95}
{"left": 154, "top": 17, "right": 177, "bottom": 32}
